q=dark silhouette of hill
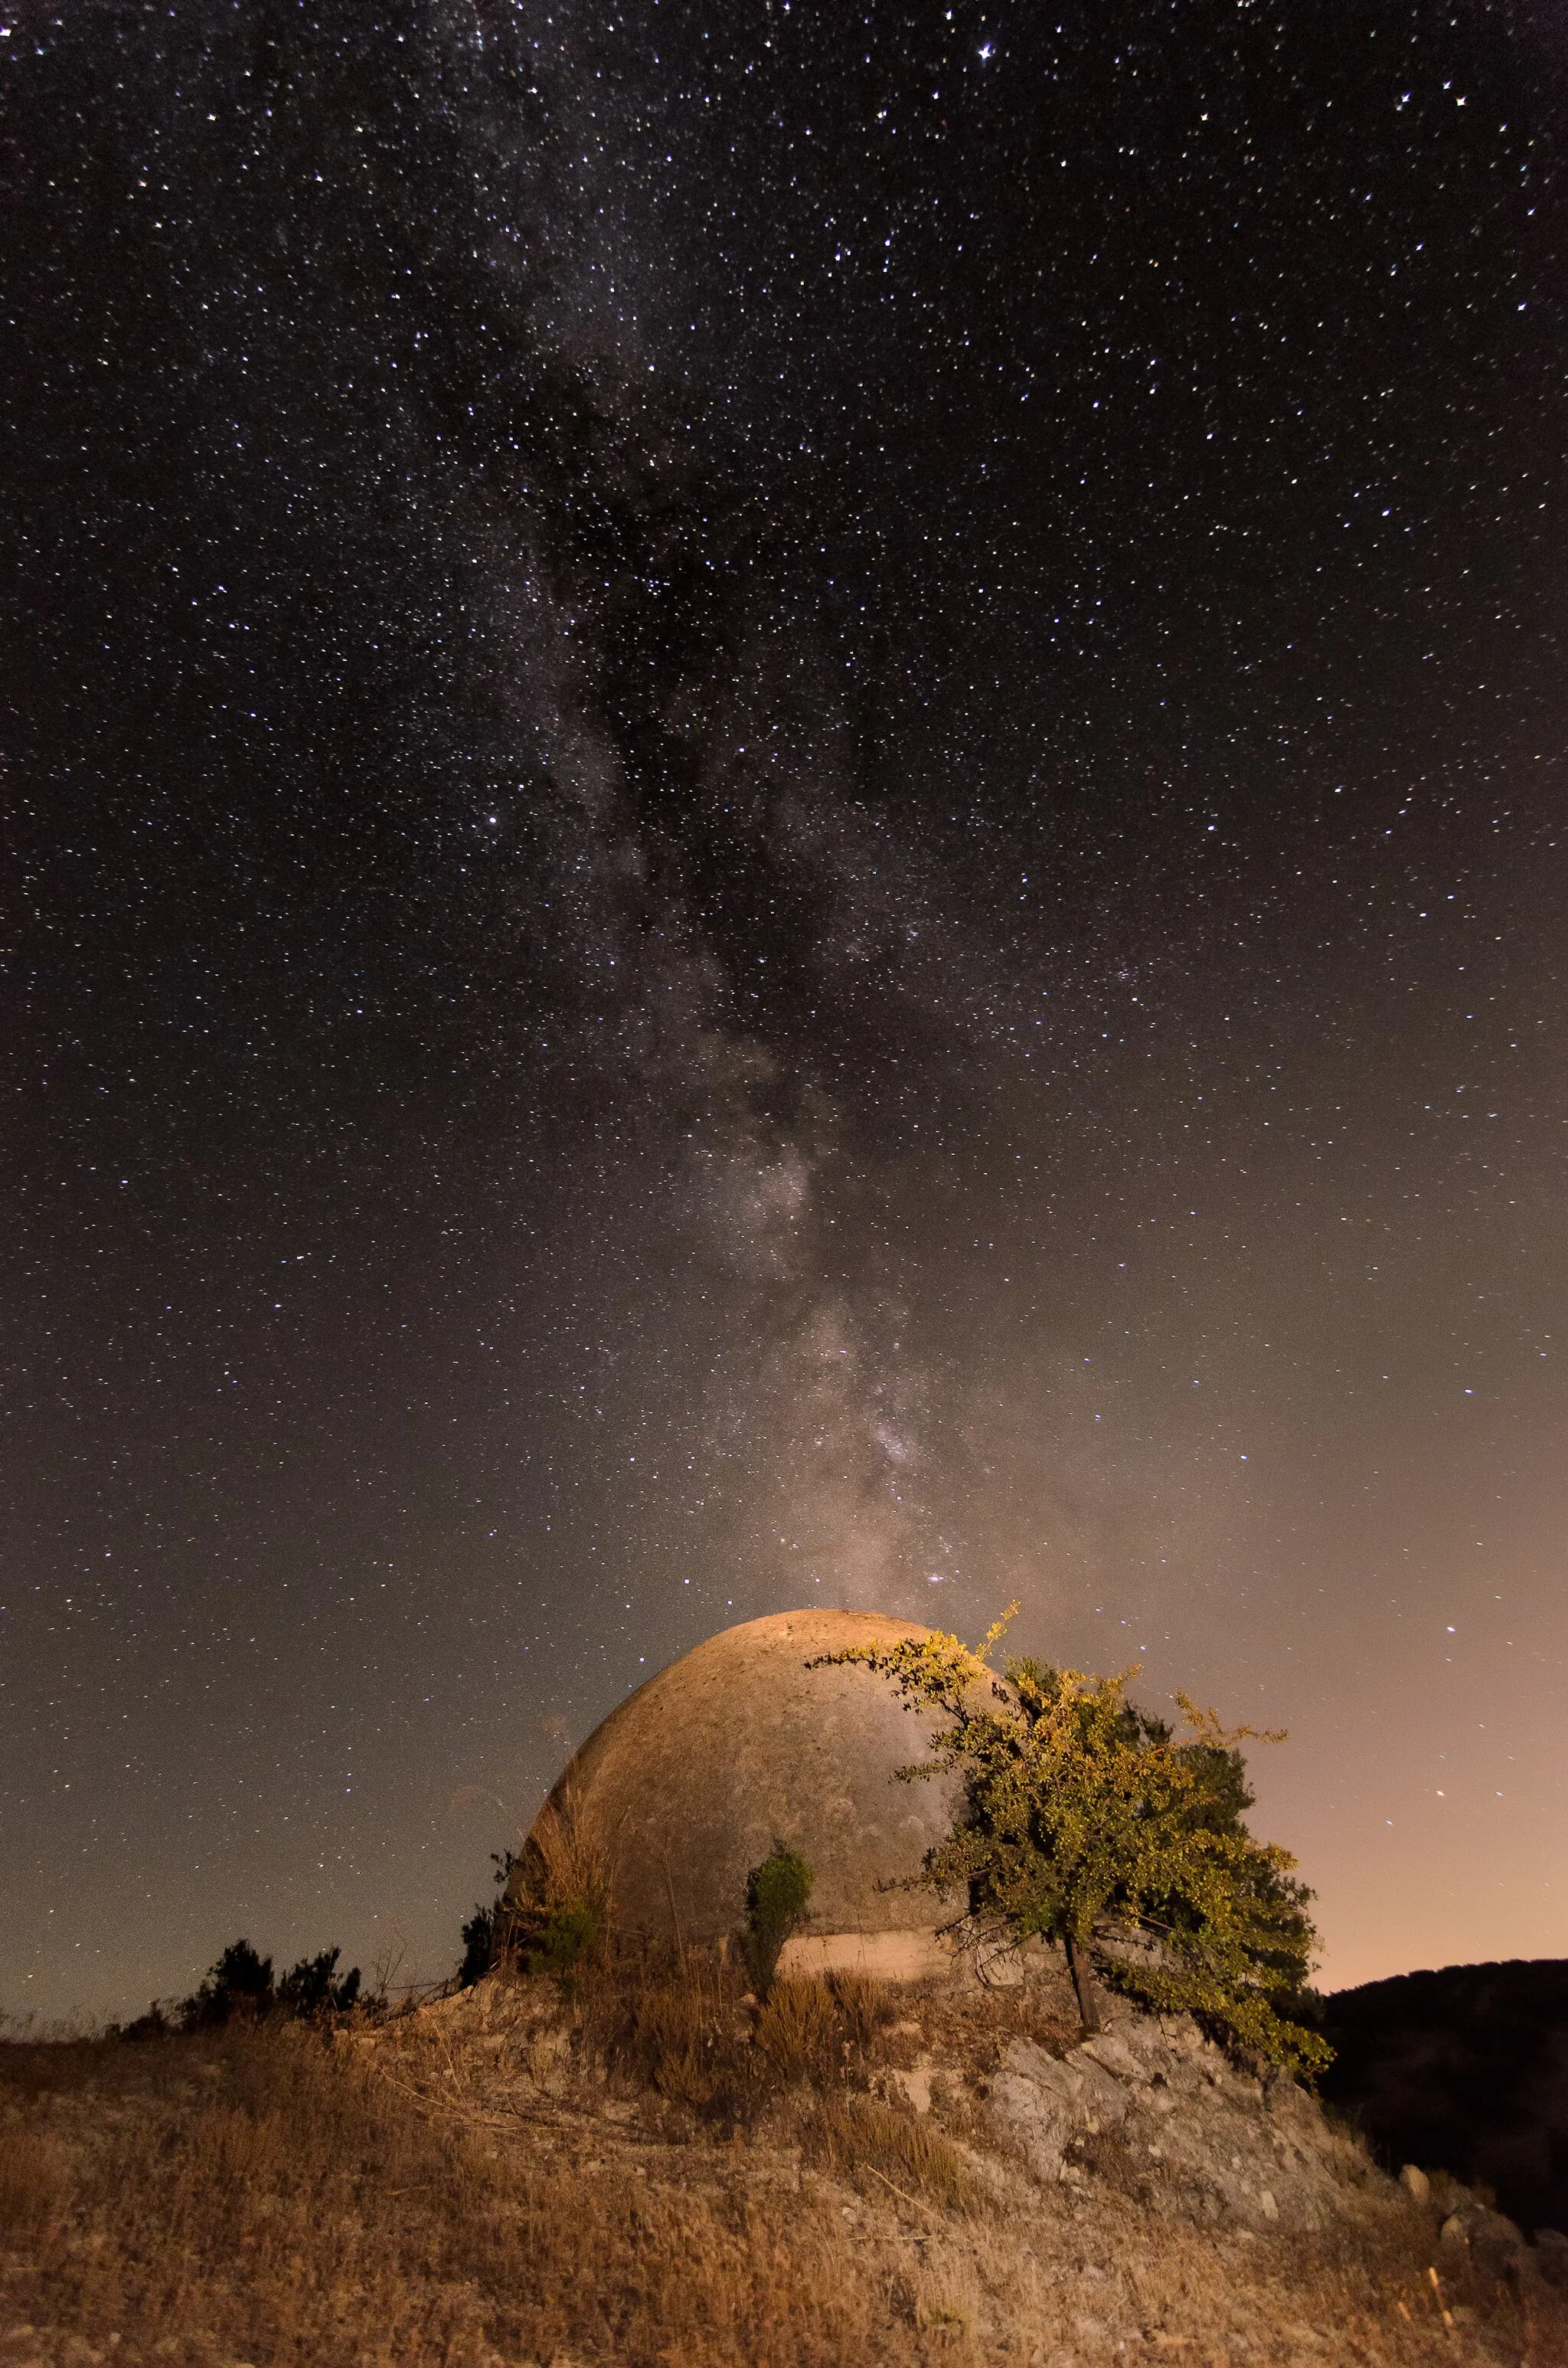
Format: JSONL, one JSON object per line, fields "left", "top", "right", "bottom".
{"left": 1321, "top": 1959, "right": 1568, "bottom": 2236}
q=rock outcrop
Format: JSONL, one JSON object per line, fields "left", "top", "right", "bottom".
{"left": 989, "top": 2003, "right": 1423, "bottom": 2234}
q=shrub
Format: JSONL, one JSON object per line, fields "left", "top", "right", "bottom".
{"left": 180, "top": 1938, "right": 276, "bottom": 2029}
{"left": 740, "top": 1841, "right": 813, "bottom": 1998}
{"left": 457, "top": 1854, "right": 518, "bottom": 1987}
{"left": 121, "top": 1937, "right": 363, "bottom": 2036}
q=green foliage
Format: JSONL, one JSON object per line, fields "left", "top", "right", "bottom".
{"left": 813, "top": 1621, "right": 1331, "bottom": 2076}
{"left": 741, "top": 1841, "right": 814, "bottom": 1998}
{"left": 514, "top": 1897, "right": 604, "bottom": 1978}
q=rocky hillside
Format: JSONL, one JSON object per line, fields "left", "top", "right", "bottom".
{"left": 2, "top": 1952, "right": 1565, "bottom": 2366}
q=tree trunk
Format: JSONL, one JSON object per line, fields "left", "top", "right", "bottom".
{"left": 1065, "top": 1931, "right": 1102, "bottom": 2034}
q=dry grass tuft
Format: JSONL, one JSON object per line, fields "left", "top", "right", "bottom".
{"left": 808, "top": 2090, "right": 976, "bottom": 2212}
{"left": 630, "top": 1957, "right": 753, "bottom": 2111}
{"left": 756, "top": 1976, "right": 844, "bottom": 2085}
{"left": 825, "top": 1969, "right": 893, "bottom": 2052}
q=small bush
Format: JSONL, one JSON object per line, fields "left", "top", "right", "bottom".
{"left": 276, "top": 1944, "right": 361, "bottom": 2018}
{"left": 741, "top": 1841, "right": 813, "bottom": 1997}
{"left": 459, "top": 1848, "right": 520, "bottom": 1985}
{"left": 119, "top": 1937, "right": 364, "bottom": 2034}
{"left": 181, "top": 1936, "right": 276, "bottom": 2028}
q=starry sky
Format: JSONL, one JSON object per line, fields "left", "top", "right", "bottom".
{"left": 5, "top": 0, "right": 1566, "bottom": 2023}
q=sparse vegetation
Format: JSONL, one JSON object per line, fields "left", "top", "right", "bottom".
{"left": 457, "top": 1850, "right": 520, "bottom": 1987}
{"left": 808, "top": 2089, "right": 975, "bottom": 2210}
{"left": 116, "top": 1935, "right": 363, "bottom": 2038}
{"left": 490, "top": 1787, "right": 612, "bottom": 1980}
{"left": 814, "top": 1615, "right": 1330, "bottom": 2072}
{"left": 7, "top": 1715, "right": 1550, "bottom": 2366}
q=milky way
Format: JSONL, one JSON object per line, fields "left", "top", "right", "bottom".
{"left": 5, "top": 0, "right": 1566, "bottom": 2017}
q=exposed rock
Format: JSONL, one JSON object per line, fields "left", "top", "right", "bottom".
{"left": 986, "top": 2006, "right": 1363, "bottom": 2232}
{"left": 1438, "top": 2201, "right": 1530, "bottom": 2279}
{"left": 1077, "top": 2029, "right": 1149, "bottom": 2085}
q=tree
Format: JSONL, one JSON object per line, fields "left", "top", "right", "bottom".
{"left": 276, "top": 1944, "right": 361, "bottom": 2018}
{"left": 740, "top": 1842, "right": 814, "bottom": 1998}
{"left": 813, "top": 1617, "right": 1330, "bottom": 2075}
{"left": 180, "top": 1938, "right": 275, "bottom": 2029}
{"left": 165, "top": 1937, "right": 361, "bottom": 2031}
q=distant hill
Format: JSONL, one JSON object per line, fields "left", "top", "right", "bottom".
{"left": 1321, "top": 1958, "right": 1568, "bottom": 2236}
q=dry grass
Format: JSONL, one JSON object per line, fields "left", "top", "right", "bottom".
{"left": 519, "top": 1785, "right": 613, "bottom": 1931}
{"left": 808, "top": 2091, "right": 976, "bottom": 2211}
{"left": 2, "top": 1961, "right": 1564, "bottom": 2368}
{"left": 570, "top": 1954, "right": 895, "bottom": 2121}
{"left": 756, "top": 1977, "right": 849, "bottom": 2085}
{"left": 0, "top": 2124, "right": 73, "bottom": 2246}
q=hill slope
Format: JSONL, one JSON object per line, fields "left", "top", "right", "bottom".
{"left": 4, "top": 1953, "right": 1566, "bottom": 2366}
{"left": 1321, "top": 1959, "right": 1568, "bottom": 2239}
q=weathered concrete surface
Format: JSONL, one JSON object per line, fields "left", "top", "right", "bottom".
{"left": 516, "top": 1608, "right": 967, "bottom": 1953}
{"left": 778, "top": 1928, "right": 954, "bottom": 1982}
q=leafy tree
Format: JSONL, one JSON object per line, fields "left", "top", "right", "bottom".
{"left": 813, "top": 1616, "right": 1330, "bottom": 2075}
{"left": 741, "top": 1841, "right": 814, "bottom": 1999}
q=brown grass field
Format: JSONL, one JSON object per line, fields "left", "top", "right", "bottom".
{"left": 2, "top": 1955, "right": 1563, "bottom": 2368}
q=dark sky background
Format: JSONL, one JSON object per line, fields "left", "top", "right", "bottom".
{"left": 4, "top": 0, "right": 1566, "bottom": 2023}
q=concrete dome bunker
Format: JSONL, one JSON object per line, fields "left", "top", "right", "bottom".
{"left": 514, "top": 1608, "right": 967, "bottom": 1982}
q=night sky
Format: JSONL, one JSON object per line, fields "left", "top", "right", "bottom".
{"left": 5, "top": 0, "right": 1566, "bottom": 2023}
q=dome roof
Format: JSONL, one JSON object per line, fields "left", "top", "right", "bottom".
{"left": 516, "top": 1608, "right": 965, "bottom": 1963}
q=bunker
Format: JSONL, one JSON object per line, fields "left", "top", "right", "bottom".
{"left": 513, "top": 1607, "right": 967, "bottom": 1980}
